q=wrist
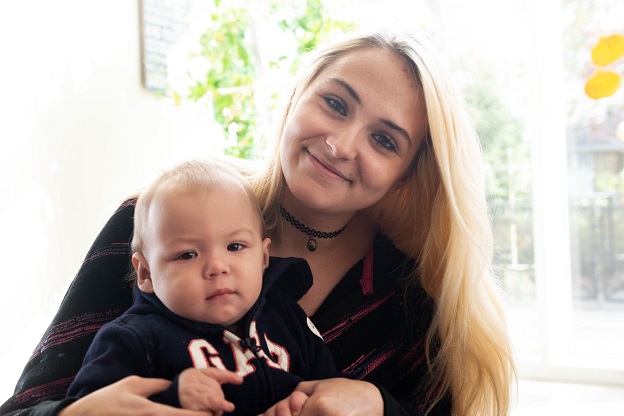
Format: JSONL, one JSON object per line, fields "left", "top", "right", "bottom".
{"left": 56, "top": 397, "right": 82, "bottom": 416}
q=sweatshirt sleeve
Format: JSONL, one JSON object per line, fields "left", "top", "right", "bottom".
{"left": 0, "top": 200, "right": 136, "bottom": 416}
{"left": 66, "top": 319, "right": 153, "bottom": 398}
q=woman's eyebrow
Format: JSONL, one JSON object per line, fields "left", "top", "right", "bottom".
{"left": 329, "top": 78, "right": 361, "bottom": 104}
{"left": 382, "top": 119, "right": 412, "bottom": 145}
{"left": 329, "top": 77, "right": 412, "bottom": 145}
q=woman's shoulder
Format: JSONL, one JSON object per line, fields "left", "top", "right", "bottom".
{"left": 79, "top": 199, "right": 136, "bottom": 268}
{"left": 373, "top": 233, "right": 410, "bottom": 261}
{"left": 110, "top": 198, "right": 136, "bottom": 225}
{"left": 90, "top": 198, "right": 136, "bottom": 242}
{"left": 54, "top": 198, "right": 137, "bottom": 323}
{"left": 372, "top": 233, "right": 416, "bottom": 282}
{"left": 372, "top": 233, "right": 434, "bottom": 311}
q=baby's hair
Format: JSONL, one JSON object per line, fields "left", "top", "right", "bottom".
{"left": 131, "top": 158, "right": 265, "bottom": 256}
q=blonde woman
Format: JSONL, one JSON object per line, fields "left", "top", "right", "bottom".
{"left": 2, "top": 30, "right": 515, "bottom": 416}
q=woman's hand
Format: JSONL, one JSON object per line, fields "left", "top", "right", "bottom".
{"left": 59, "top": 375, "right": 227, "bottom": 416}
{"left": 261, "top": 390, "right": 310, "bottom": 416}
{"left": 178, "top": 367, "right": 243, "bottom": 413}
{"left": 262, "top": 378, "right": 384, "bottom": 416}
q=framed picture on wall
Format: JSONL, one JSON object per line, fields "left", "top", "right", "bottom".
{"left": 139, "top": 0, "right": 191, "bottom": 94}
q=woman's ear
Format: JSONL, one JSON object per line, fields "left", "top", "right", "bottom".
{"left": 389, "top": 176, "right": 408, "bottom": 194}
{"left": 132, "top": 252, "right": 154, "bottom": 293}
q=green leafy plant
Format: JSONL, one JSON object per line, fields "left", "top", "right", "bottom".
{"left": 188, "top": 2, "right": 258, "bottom": 158}
{"left": 275, "top": 0, "right": 354, "bottom": 68}
{"left": 187, "top": 0, "right": 354, "bottom": 159}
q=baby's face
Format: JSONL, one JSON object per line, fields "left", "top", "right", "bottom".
{"left": 137, "top": 184, "right": 270, "bottom": 328}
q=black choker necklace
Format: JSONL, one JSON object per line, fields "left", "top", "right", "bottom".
{"left": 279, "top": 207, "right": 348, "bottom": 252}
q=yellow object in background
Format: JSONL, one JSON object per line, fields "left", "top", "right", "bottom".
{"left": 585, "top": 33, "right": 624, "bottom": 99}
{"left": 585, "top": 70, "right": 622, "bottom": 99}
{"left": 591, "top": 34, "right": 624, "bottom": 66}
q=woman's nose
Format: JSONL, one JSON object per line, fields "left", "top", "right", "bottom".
{"left": 326, "top": 126, "right": 359, "bottom": 160}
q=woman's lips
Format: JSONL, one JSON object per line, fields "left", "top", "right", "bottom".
{"left": 306, "top": 149, "right": 352, "bottom": 182}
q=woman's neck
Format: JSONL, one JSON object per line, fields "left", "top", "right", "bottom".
{"left": 271, "top": 210, "right": 378, "bottom": 316}
{"left": 278, "top": 195, "right": 354, "bottom": 238}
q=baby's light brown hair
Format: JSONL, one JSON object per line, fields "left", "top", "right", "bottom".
{"left": 131, "top": 158, "right": 265, "bottom": 257}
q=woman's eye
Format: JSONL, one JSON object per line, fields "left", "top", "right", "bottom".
{"left": 372, "top": 133, "right": 398, "bottom": 152}
{"left": 324, "top": 96, "right": 347, "bottom": 116}
{"left": 227, "top": 243, "right": 244, "bottom": 252}
{"left": 177, "top": 251, "right": 197, "bottom": 260}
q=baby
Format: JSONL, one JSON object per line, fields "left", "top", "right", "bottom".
{"left": 66, "top": 159, "right": 340, "bottom": 415}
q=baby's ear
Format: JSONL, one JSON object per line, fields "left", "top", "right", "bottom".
{"left": 262, "top": 238, "right": 271, "bottom": 270}
{"left": 132, "top": 252, "right": 154, "bottom": 293}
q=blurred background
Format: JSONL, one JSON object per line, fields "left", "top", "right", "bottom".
{"left": 1, "top": 0, "right": 623, "bottom": 413}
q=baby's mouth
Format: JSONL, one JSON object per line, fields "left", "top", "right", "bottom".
{"left": 207, "top": 288, "right": 235, "bottom": 300}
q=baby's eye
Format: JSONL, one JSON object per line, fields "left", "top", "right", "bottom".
{"left": 372, "top": 133, "right": 398, "bottom": 152}
{"left": 324, "top": 96, "right": 347, "bottom": 116}
{"left": 177, "top": 251, "right": 197, "bottom": 260}
{"left": 227, "top": 243, "right": 245, "bottom": 252}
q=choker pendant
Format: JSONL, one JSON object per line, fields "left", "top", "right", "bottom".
{"left": 279, "top": 207, "right": 348, "bottom": 252}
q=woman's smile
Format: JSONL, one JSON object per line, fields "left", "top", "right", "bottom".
{"left": 305, "top": 147, "right": 353, "bottom": 183}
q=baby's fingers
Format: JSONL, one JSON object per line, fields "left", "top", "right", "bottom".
{"left": 179, "top": 368, "right": 242, "bottom": 412}
{"left": 199, "top": 367, "right": 244, "bottom": 385}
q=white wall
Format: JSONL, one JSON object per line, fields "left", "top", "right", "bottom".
{"left": 0, "top": 0, "right": 216, "bottom": 402}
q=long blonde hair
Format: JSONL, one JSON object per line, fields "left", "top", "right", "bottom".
{"left": 250, "top": 30, "right": 516, "bottom": 415}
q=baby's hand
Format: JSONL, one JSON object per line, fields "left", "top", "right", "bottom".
{"left": 178, "top": 367, "right": 243, "bottom": 414}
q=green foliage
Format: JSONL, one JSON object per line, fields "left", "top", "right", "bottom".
{"left": 188, "top": 2, "right": 257, "bottom": 158}
{"left": 596, "top": 170, "right": 624, "bottom": 192}
{"left": 276, "top": 0, "right": 354, "bottom": 56}
{"left": 463, "top": 67, "right": 535, "bottom": 268}
{"left": 187, "top": 0, "right": 354, "bottom": 159}
{"left": 464, "top": 67, "right": 529, "bottom": 202}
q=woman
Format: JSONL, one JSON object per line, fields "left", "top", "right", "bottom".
{"left": 1, "top": 30, "right": 515, "bottom": 416}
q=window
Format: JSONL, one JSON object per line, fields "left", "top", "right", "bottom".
{"left": 175, "top": 0, "right": 624, "bottom": 382}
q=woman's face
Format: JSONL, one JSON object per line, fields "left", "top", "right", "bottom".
{"left": 280, "top": 47, "right": 427, "bottom": 216}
